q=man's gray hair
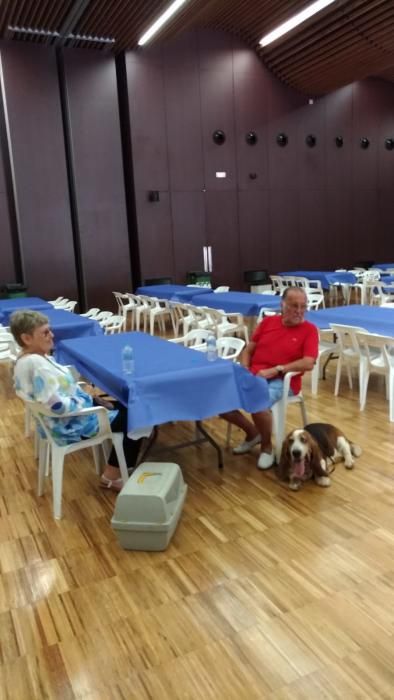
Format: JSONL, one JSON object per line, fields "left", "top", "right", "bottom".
{"left": 281, "top": 286, "right": 307, "bottom": 301}
{"left": 10, "top": 310, "right": 49, "bottom": 347}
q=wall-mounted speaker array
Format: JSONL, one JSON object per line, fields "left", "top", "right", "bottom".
{"left": 211, "top": 129, "right": 394, "bottom": 150}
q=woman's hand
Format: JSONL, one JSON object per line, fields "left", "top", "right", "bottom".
{"left": 257, "top": 367, "right": 279, "bottom": 380}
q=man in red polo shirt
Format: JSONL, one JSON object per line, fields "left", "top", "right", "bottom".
{"left": 222, "top": 286, "right": 318, "bottom": 470}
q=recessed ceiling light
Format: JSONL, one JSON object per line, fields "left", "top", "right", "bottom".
{"left": 259, "top": 0, "right": 337, "bottom": 48}
{"left": 138, "top": 0, "right": 191, "bottom": 46}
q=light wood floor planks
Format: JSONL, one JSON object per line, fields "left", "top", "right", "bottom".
{"left": 0, "top": 359, "right": 393, "bottom": 700}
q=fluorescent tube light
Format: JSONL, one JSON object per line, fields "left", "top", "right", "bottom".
{"left": 259, "top": 0, "right": 336, "bottom": 47}
{"left": 138, "top": 0, "right": 190, "bottom": 46}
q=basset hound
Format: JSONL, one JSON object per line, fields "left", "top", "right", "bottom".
{"left": 278, "top": 423, "right": 362, "bottom": 491}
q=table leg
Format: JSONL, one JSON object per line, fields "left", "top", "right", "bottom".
{"left": 140, "top": 421, "right": 224, "bottom": 470}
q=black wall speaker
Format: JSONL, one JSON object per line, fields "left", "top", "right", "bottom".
{"left": 148, "top": 190, "right": 160, "bottom": 202}
{"left": 335, "top": 135, "right": 344, "bottom": 148}
{"left": 305, "top": 134, "right": 316, "bottom": 147}
{"left": 276, "top": 132, "right": 288, "bottom": 147}
{"left": 360, "top": 137, "right": 370, "bottom": 149}
{"left": 212, "top": 129, "right": 226, "bottom": 145}
{"left": 385, "top": 137, "right": 394, "bottom": 150}
{"left": 245, "top": 131, "right": 258, "bottom": 145}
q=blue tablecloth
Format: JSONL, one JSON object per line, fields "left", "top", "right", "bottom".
{"left": 57, "top": 332, "right": 270, "bottom": 433}
{"left": 44, "top": 309, "right": 102, "bottom": 348}
{"left": 278, "top": 271, "right": 357, "bottom": 289}
{"left": 136, "top": 285, "right": 212, "bottom": 302}
{"left": 306, "top": 305, "right": 394, "bottom": 337}
{"left": 0, "top": 297, "right": 53, "bottom": 325}
{"left": 372, "top": 264, "right": 394, "bottom": 270}
{"left": 190, "top": 291, "right": 281, "bottom": 316}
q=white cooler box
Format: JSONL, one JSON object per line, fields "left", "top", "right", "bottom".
{"left": 111, "top": 462, "right": 187, "bottom": 551}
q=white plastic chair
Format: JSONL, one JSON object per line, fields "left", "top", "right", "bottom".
{"left": 101, "top": 315, "right": 125, "bottom": 334}
{"left": 270, "top": 276, "right": 286, "bottom": 295}
{"left": 49, "top": 298, "right": 69, "bottom": 308}
{"left": 62, "top": 301, "right": 77, "bottom": 312}
{"left": 226, "top": 370, "right": 308, "bottom": 460}
{"left": 330, "top": 324, "right": 365, "bottom": 399}
{"left": 216, "top": 337, "right": 245, "bottom": 360}
{"left": 0, "top": 332, "right": 18, "bottom": 365}
{"left": 26, "top": 401, "right": 129, "bottom": 519}
{"left": 199, "top": 307, "right": 249, "bottom": 343}
{"left": 271, "top": 372, "right": 308, "bottom": 460}
{"left": 310, "top": 329, "right": 337, "bottom": 395}
{"left": 95, "top": 311, "right": 114, "bottom": 325}
{"left": 144, "top": 297, "right": 176, "bottom": 336}
{"left": 80, "top": 308, "right": 100, "bottom": 318}
{"left": 48, "top": 297, "right": 66, "bottom": 306}
{"left": 171, "top": 303, "right": 199, "bottom": 337}
{"left": 213, "top": 286, "right": 230, "bottom": 293}
{"left": 168, "top": 328, "right": 211, "bottom": 350}
{"left": 352, "top": 270, "right": 381, "bottom": 304}
{"left": 113, "top": 292, "right": 138, "bottom": 329}
{"left": 356, "top": 331, "right": 394, "bottom": 421}
{"left": 306, "top": 291, "right": 325, "bottom": 310}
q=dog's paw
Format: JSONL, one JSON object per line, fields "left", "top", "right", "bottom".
{"left": 344, "top": 459, "right": 354, "bottom": 469}
{"left": 315, "top": 475, "right": 331, "bottom": 487}
{"left": 289, "top": 480, "right": 301, "bottom": 491}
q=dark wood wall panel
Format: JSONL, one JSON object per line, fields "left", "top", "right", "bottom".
{"left": 0, "top": 43, "right": 77, "bottom": 300}
{"left": 233, "top": 46, "right": 269, "bottom": 191}
{"left": 0, "top": 141, "right": 15, "bottom": 285}
{"left": 163, "top": 33, "right": 204, "bottom": 192}
{"left": 325, "top": 188, "right": 352, "bottom": 268}
{"left": 205, "top": 191, "right": 240, "bottom": 288}
{"left": 171, "top": 191, "right": 205, "bottom": 282}
{"left": 127, "top": 29, "right": 394, "bottom": 283}
{"left": 135, "top": 191, "right": 174, "bottom": 282}
{"left": 64, "top": 49, "right": 131, "bottom": 309}
{"left": 126, "top": 54, "right": 169, "bottom": 191}
{"left": 238, "top": 190, "right": 270, "bottom": 277}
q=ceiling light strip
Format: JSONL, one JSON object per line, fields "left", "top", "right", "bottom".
{"left": 259, "top": 0, "right": 337, "bottom": 47}
{"left": 138, "top": 0, "right": 191, "bottom": 46}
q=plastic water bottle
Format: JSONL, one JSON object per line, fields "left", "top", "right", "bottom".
{"left": 206, "top": 335, "right": 218, "bottom": 362}
{"left": 122, "top": 345, "right": 134, "bottom": 375}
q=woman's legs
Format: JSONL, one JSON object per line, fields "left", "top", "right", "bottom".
{"left": 101, "top": 402, "right": 142, "bottom": 488}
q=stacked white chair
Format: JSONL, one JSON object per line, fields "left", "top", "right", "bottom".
{"left": 113, "top": 292, "right": 138, "bottom": 329}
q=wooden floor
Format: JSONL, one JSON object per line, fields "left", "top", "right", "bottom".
{"left": 1, "top": 358, "right": 394, "bottom": 700}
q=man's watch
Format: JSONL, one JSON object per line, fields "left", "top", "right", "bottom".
{"left": 275, "top": 365, "right": 285, "bottom": 374}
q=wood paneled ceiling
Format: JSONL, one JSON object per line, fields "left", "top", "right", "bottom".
{"left": 1, "top": 0, "right": 394, "bottom": 95}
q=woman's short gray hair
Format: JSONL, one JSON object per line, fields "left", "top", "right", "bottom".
{"left": 9, "top": 310, "right": 49, "bottom": 347}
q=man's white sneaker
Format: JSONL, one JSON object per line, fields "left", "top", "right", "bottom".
{"left": 232, "top": 434, "right": 261, "bottom": 455}
{"left": 257, "top": 451, "right": 275, "bottom": 470}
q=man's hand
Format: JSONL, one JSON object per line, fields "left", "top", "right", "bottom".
{"left": 257, "top": 367, "right": 279, "bottom": 380}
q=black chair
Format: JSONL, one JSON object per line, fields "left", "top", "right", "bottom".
{"left": 243, "top": 270, "right": 270, "bottom": 285}
{"left": 143, "top": 277, "right": 173, "bottom": 286}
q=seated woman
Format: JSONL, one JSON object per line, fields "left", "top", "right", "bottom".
{"left": 10, "top": 309, "right": 141, "bottom": 491}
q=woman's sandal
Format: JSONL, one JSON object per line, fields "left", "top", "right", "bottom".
{"left": 99, "top": 475, "right": 124, "bottom": 492}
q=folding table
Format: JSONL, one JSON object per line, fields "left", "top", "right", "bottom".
{"left": 190, "top": 291, "right": 280, "bottom": 316}
{"left": 306, "top": 305, "right": 394, "bottom": 337}
{"left": 0, "top": 297, "right": 53, "bottom": 325}
{"left": 57, "top": 332, "right": 270, "bottom": 468}
{"left": 136, "top": 284, "right": 212, "bottom": 302}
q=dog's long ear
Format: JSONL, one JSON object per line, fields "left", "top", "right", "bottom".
{"left": 277, "top": 434, "right": 291, "bottom": 481}
{"left": 308, "top": 435, "right": 327, "bottom": 477}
